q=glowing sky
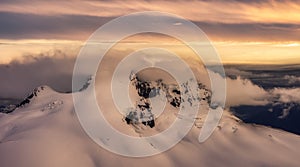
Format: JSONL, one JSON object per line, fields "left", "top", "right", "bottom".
{"left": 0, "top": 0, "right": 299, "bottom": 64}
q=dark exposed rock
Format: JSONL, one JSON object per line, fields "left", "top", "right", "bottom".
{"left": 17, "top": 98, "right": 30, "bottom": 107}
{"left": 142, "top": 120, "right": 155, "bottom": 128}
{"left": 170, "top": 97, "right": 181, "bottom": 108}
{"left": 126, "top": 72, "right": 211, "bottom": 129}
{"left": 0, "top": 104, "right": 16, "bottom": 113}
{"left": 172, "top": 89, "right": 181, "bottom": 95}
{"left": 78, "top": 75, "right": 93, "bottom": 92}
{"left": 125, "top": 117, "right": 131, "bottom": 124}
{"left": 15, "top": 86, "right": 49, "bottom": 108}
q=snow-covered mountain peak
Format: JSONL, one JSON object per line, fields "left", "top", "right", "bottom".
{"left": 0, "top": 81, "right": 299, "bottom": 166}
{"left": 14, "top": 85, "right": 67, "bottom": 112}
{"left": 1, "top": 72, "right": 300, "bottom": 166}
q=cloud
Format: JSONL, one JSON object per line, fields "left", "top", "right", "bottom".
{"left": 0, "top": 11, "right": 299, "bottom": 42}
{"left": 278, "top": 104, "right": 295, "bottom": 119}
{"left": 211, "top": 67, "right": 300, "bottom": 108}
{"left": 0, "top": 50, "right": 76, "bottom": 99}
{"left": 0, "top": 12, "right": 111, "bottom": 40}
{"left": 1, "top": 47, "right": 300, "bottom": 114}
{"left": 196, "top": 22, "right": 300, "bottom": 42}
{"left": 1, "top": 0, "right": 300, "bottom": 24}
{"left": 271, "top": 88, "right": 300, "bottom": 104}
{"left": 264, "top": 87, "right": 300, "bottom": 118}
{"left": 0, "top": 1, "right": 300, "bottom": 42}
{"left": 283, "top": 75, "right": 300, "bottom": 84}
{"left": 209, "top": 72, "right": 269, "bottom": 107}
{"left": 226, "top": 76, "right": 269, "bottom": 107}
{"left": 224, "top": 67, "right": 253, "bottom": 78}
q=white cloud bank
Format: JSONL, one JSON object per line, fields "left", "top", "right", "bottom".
{"left": 210, "top": 71, "right": 300, "bottom": 108}
{"left": 271, "top": 87, "right": 300, "bottom": 104}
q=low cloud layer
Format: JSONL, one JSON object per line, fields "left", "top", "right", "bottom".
{"left": 210, "top": 66, "right": 300, "bottom": 112}
{"left": 283, "top": 75, "right": 300, "bottom": 84}
{"left": 271, "top": 88, "right": 300, "bottom": 104}
{"left": 226, "top": 76, "right": 269, "bottom": 107}
{"left": 1, "top": 50, "right": 300, "bottom": 116}
{"left": 0, "top": 50, "right": 75, "bottom": 99}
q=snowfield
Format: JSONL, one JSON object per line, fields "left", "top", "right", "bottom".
{"left": 0, "top": 85, "right": 300, "bottom": 167}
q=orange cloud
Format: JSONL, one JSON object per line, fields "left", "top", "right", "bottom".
{"left": 0, "top": 0, "right": 299, "bottom": 24}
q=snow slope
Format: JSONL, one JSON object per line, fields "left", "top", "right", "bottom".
{"left": 0, "top": 84, "right": 300, "bottom": 167}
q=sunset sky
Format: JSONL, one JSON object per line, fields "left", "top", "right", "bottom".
{"left": 0, "top": 0, "right": 300, "bottom": 64}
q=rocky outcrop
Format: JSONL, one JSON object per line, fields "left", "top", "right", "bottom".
{"left": 125, "top": 72, "right": 211, "bottom": 128}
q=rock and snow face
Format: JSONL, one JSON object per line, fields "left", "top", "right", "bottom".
{"left": 124, "top": 72, "right": 211, "bottom": 132}
{"left": 0, "top": 78, "right": 300, "bottom": 167}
